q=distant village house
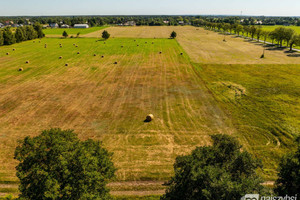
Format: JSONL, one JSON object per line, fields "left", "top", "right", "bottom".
{"left": 50, "top": 23, "right": 59, "bottom": 28}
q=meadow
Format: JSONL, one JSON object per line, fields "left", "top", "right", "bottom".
{"left": 262, "top": 25, "right": 300, "bottom": 34}
{"left": 43, "top": 26, "right": 106, "bottom": 36}
{"left": 0, "top": 26, "right": 299, "bottom": 197}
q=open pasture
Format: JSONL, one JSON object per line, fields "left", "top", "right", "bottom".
{"left": 262, "top": 25, "right": 300, "bottom": 34}
{"left": 87, "top": 26, "right": 300, "bottom": 64}
{"left": 43, "top": 26, "right": 106, "bottom": 37}
{"left": 0, "top": 37, "right": 233, "bottom": 188}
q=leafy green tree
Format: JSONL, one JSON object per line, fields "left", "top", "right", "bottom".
{"left": 256, "top": 27, "right": 263, "bottom": 41}
{"left": 25, "top": 26, "right": 38, "bottom": 40}
{"left": 161, "top": 134, "right": 265, "bottom": 200}
{"left": 170, "top": 31, "right": 177, "bottom": 39}
{"left": 235, "top": 24, "right": 243, "bottom": 36}
{"left": 76, "top": 32, "right": 80, "bottom": 38}
{"left": 273, "top": 27, "right": 286, "bottom": 47}
{"left": 62, "top": 31, "right": 68, "bottom": 38}
{"left": 275, "top": 137, "right": 300, "bottom": 196}
{"left": 14, "top": 128, "right": 116, "bottom": 200}
{"left": 249, "top": 26, "right": 257, "bottom": 40}
{"left": 3, "top": 27, "right": 16, "bottom": 45}
{"left": 102, "top": 30, "right": 110, "bottom": 40}
{"left": 284, "top": 28, "right": 295, "bottom": 47}
{"left": 261, "top": 30, "right": 270, "bottom": 44}
{"left": 288, "top": 34, "right": 300, "bottom": 51}
{"left": 33, "top": 22, "right": 45, "bottom": 38}
{"left": 0, "top": 30, "right": 3, "bottom": 46}
{"left": 15, "top": 27, "right": 26, "bottom": 43}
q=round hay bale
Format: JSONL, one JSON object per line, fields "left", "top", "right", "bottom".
{"left": 114, "top": 61, "right": 118, "bottom": 64}
{"left": 59, "top": 56, "right": 63, "bottom": 59}
{"left": 159, "top": 51, "right": 162, "bottom": 54}
{"left": 180, "top": 53, "right": 183, "bottom": 55}
{"left": 145, "top": 42, "right": 147, "bottom": 44}
{"left": 39, "top": 41, "right": 41, "bottom": 43}
{"left": 134, "top": 40, "right": 136, "bottom": 42}
{"left": 152, "top": 42, "right": 154, "bottom": 44}
{"left": 13, "top": 48, "right": 16, "bottom": 51}
{"left": 137, "top": 45, "right": 139, "bottom": 47}
{"left": 104, "top": 42, "right": 106, "bottom": 44}
{"left": 33, "top": 41, "right": 36, "bottom": 43}
{"left": 76, "top": 45, "right": 78, "bottom": 47}
{"left": 18, "top": 68, "right": 23, "bottom": 71}
{"left": 65, "top": 63, "right": 69, "bottom": 66}
{"left": 101, "top": 55, "right": 104, "bottom": 58}
{"left": 145, "top": 114, "right": 154, "bottom": 122}
{"left": 94, "top": 54, "right": 97, "bottom": 56}
{"left": 25, "top": 61, "right": 29, "bottom": 64}
{"left": 73, "top": 43, "right": 76, "bottom": 46}
{"left": 77, "top": 52, "right": 80, "bottom": 54}
{"left": 59, "top": 44, "right": 62, "bottom": 46}
{"left": 6, "top": 52, "right": 9, "bottom": 55}
{"left": 121, "top": 46, "right": 124, "bottom": 48}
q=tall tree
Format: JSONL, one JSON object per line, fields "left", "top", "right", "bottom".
{"left": 25, "top": 26, "right": 38, "bottom": 40}
{"left": 2, "top": 27, "right": 16, "bottom": 45}
{"left": 288, "top": 34, "right": 300, "bottom": 51}
{"left": 275, "top": 137, "right": 300, "bottom": 196}
{"left": 15, "top": 27, "right": 26, "bottom": 43}
{"left": 102, "top": 30, "right": 110, "bottom": 40}
{"left": 62, "top": 31, "right": 68, "bottom": 38}
{"left": 249, "top": 26, "right": 257, "bottom": 40}
{"left": 161, "top": 134, "right": 265, "bottom": 200}
{"left": 284, "top": 28, "right": 295, "bottom": 47}
{"left": 0, "top": 30, "right": 3, "bottom": 46}
{"left": 15, "top": 128, "right": 116, "bottom": 200}
{"left": 33, "top": 22, "right": 45, "bottom": 38}
{"left": 256, "top": 27, "right": 263, "bottom": 41}
{"left": 170, "top": 31, "right": 177, "bottom": 39}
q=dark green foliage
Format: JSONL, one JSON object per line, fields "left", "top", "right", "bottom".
{"left": 14, "top": 128, "right": 116, "bottom": 200}
{"left": 275, "top": 138, "right": 300, "bottom": 196}
{"left": 77, "top": 32, "right": 80, "bottom": 38}
{"left": 102, "top": 30, "right": 110, "bottom": 40}
{"left": 33, "top": 22, "right": 45, "bottom": 38}
{"left": 62, "top": 31, "right": 68, "bottom": 38}
{"left": 161, "top": 134, "right": 265, "bottom": 200}
{"left": 170, "top": 31, "right": 177, "bottom": 39}
{"left": 25, "top": 26, "right": 38, "bottom": 40}
{"left": 15, "top": 27, "right": 26, "bottom": 43}
{"left": 3, "top": 27, "right": 16, "bottom": 45}
{"left": 0, "top": 30, "right": 3, "bottom": 46}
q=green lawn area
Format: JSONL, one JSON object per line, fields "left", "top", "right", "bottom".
{"left": 43, "top": 26, "right": 106, "bottom": 36}
{"left": 262, "top": 25, "right": 300, "bottom": 34}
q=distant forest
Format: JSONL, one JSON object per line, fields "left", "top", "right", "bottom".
{"left": 1, "top": 15, "right": 300, "bottom": 27}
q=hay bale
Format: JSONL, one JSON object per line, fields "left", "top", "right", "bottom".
{"left": 94, "top": 54, "right": 97, "bottom": 56}
{"left": 145, "top": 114, "right": 154, "bottom": 122}
{"left": 101, "top": 55, "right": 104, "bottom": 58}
{"left": 134, "top": 40, "right": 136, "bottom": 42}
{"left": 73, "top": 43, "right": 76, "bottom": 46}
{"left": 76, "top": 45, "right": 78, "bottom": 47}
{"left": 104, "top": 42, "right": 106, "bottom": 44}
{"left": 121, "top": 46, "right": 124, "bottom": 48}
{"left": 33, "top": 41, "right": 36, "bottom": 43}
{"left": 39, "top": 41, "right": 41, "bottom": 43}
{"left": 13, "top": 48, "right": 16, "bottom": 51}
{"left": 137, "top": 45, "right": 139, "bottom": 47}
{"left": 180, "top": 53, "right": 183, "bottom": 55}
{"left": 18, "top": 68, "right": 23, "bottom": 71}
{"left": 145, "top": 42, "right": 147, "bottom": 44}
{"left": 77, "top": 52, "right": 80, "bottom": 54}
{"left": 25, "top": 61, "right": 29, "bottom": 64}
{"left": 114, "top": 61, "right": 118, "bottom": 64}
{"left": 6, "top": 52, "right": 9, "bottom": 55}
{"left": 59, "top": 56, "right": 63, "bottom": 59}
{"left": 159, "top": 51, "right": 162, "bottom": 54}
{"left": 152, "top": 42, "right": 154, "bottom": 44}
{"left": 65, "top": 63, "right": 69, "bottom": 66}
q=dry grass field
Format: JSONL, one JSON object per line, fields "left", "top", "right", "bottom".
{"left": 0, "top": 36, "right": 234, "bottom": 196}
{"left": 86, "top": 26, "right": 300, "bottom": 64}
{"left": 0, "top": 26, "right": 299, "bottom": 197}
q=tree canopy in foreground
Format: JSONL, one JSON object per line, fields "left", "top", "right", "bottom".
{"left": 161, "top": 134, "right": 265, "bottom": 200}
{"left": 275, "top": 137, "right": 300, "bottom": 196}
{"left": 14, "top": 128, "right": 116, "bottom": 200}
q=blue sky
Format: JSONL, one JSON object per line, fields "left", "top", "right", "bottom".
{"left": 1, "top": 0, "right": 300, "bottom": 16}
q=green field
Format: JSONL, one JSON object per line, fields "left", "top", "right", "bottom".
{"left": 43, "top": 26, "right": 106, "bottom": 36}
{"left": 262, "top": 25, "right": 300, "bottom": 34}
{"left": 0, "top": 26, "right": 299, "bottom": 197}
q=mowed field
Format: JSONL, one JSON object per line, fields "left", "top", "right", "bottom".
{"left": 0, "top": 35, "right": 234, "bottom": 195}
{"left": 87, "top": 26, "right": 300, "bottom": 64}
{"left": 262, "top": 25, "right": 300, "bottom": 34}
{"left": 44, "top": 26, "right": 106, "bottom": 37}
{"left": 0, "top": 26, "right": 299, "bottom": 196}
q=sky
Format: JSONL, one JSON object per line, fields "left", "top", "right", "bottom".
{"left": 1, "top": 0, "right": 300, "bottom": 16}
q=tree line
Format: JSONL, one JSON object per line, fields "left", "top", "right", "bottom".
{"left": 202, "top": 22, "right": 300, "bottom": 50}
{"left": 10, "top": 128, "right": 300, "bottom": 199}
{"left": 2, "top": 15, "right": 300, "bottom": 28}
{"left": 0, "top": 23, "right": 44, "bottom": 46}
